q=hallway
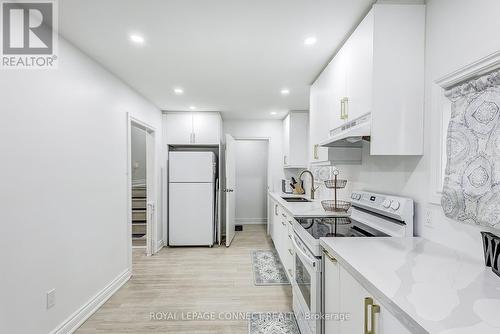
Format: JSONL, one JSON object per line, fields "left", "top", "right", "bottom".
{"left": 77, "top": 225, "right": 292, "bottom": 333}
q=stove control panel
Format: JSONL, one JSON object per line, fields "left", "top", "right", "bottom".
{"left": 350, "top": 191, "right": 413, "bottom": 222}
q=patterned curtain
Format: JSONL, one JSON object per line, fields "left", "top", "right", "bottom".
{"left": 441, "top": 70, "right": 500, "bottom": 228}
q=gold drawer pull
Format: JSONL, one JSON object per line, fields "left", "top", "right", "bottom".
{"left": 323, "top": 250, "right": 337, "bottom": 263}
{"left": 364, "top": 297, "right": 380, "bottom": 334}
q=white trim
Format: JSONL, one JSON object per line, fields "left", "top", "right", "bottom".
{"left": 430, "top": 50, "right": 500, "bottom": 204}
{"left": 127, "top": 113, "right": 159, "bottom": 268}
{"left": 51, "top": 269, "right": 131, "bottom": 334}
{"left": 235, "top": 218, "right": 268, "bottom": 224}
{"left": 155, "top": 239, "right": 164, "bottom": 252}
{"left": 435, "top": 50, "right": 500, "bottom": 88}
{"left": 231, "top": 137, "right": 271, "bottom": 235}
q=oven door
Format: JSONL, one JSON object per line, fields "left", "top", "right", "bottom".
{"left": 291, "top": 232, "right": 321, "bottom": 334}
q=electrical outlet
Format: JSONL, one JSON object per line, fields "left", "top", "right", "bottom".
{"left": 425, "top": 209, "right": 433, "bottom": 227}
{"left": 46, "top": 289, "right": 56, "bottom": 309}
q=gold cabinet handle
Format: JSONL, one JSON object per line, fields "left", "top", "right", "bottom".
{"left": 341, "top": 97, "right": 349, "bottom": 120}
{"left": 323, "top": 250, "right": 337, "bottom": 263}
{"left": 288, "top": 234, "right": 292, "bottom": 239}
{"left": 313, "top": 144, "right": 319, "bottom": 160}
{"left": 364, "top": 297, "right": 380, "bottom": 334}
{"left": 281, "top": 221, "right": 286, "bottom": 226}
{"left": 288, "top": 249, "right": 294, "bottom": 256}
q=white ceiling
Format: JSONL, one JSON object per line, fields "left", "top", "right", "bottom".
{"left": 59, "top": 0, "right": 373, "bottom": 119}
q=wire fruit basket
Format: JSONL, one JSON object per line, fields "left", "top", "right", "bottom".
{"left": 322, "top": 169, "right": 351, "bottom": 213}
{"left": 321, "top": 200, "right": 351, "bottom": 212}
{"left": 324, "top": 178, "right": 347, "bottom": 189}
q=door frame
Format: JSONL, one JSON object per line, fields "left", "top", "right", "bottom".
{"left": 231, "top": 136, "right": 271, "bottom": 230}
{"left": 127, "top": 113, "right": 157, "bottom": 268}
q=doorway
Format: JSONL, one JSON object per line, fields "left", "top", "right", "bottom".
{"left": 128, "top": 116, "right": 156, "bottom": 262}
{"left": 233, "top": 138, "right": 269, "bottom": 227}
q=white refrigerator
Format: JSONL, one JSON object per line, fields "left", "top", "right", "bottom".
{"left": 168, "top": 151, "right": 216, "bottom": 246}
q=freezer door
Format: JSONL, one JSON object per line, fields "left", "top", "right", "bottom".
{"left": 169, "top": 182, "right": 214, "bottom": 246}
{"left": 169, "top": 151, "right": 215, "bottom": 182}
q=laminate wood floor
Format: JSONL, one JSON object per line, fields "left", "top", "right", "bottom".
{"left": 77, "top": 224, "right": 292, "bottom": 333}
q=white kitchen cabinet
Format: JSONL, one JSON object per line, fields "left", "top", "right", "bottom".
{"left": 323, "top": 249, "right": 413, "bottom": 334}
{"left": 323, "top": 251, "right": 341, "bottom": 334}
{"left": 271, "top": 199, "right": 281, "bottom": 248}
{"left": 268, "top": 197, "right": 295, "bottom": 281}
{"left": 343, "top": 10, "right": 373, "bottom": 123}
{"left": 283, "top": 111, "right": 308, "bottom": 168}
{"left": 339, "top": 265, "right": 373, "bottom": 334}
{"left": 378, "top": 304, "right": 412, "bottom": 334}
{"left": 164, "top": 112, "right": 221, "bottom": 145}
{"left": 309, "top": 48, "right": 362, "bottom": 165}
{"left": 192, "top": 112, "right": 221, "bottom": 144}
{"left": 164, "top": 112, "right": 193, "bottom": 144}
{"left": 314, "top": 3, "right": 425, "bottom": 155}
{"left": 309, "top": 80, "right": 330, "bottom": 163}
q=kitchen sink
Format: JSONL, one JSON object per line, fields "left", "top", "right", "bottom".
{"left": 281, "top": 197, "right": 311, "bottom": 203}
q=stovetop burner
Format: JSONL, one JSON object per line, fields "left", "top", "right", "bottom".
{"left": 296, "top": 217, "right": 351, "bottom": 239}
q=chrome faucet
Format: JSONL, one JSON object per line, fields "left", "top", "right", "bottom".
{"left": 299, "top": 169, "right": 319, "bottom": 200}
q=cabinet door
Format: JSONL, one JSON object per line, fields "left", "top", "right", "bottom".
{"left": 345, "top": 10, "right": 374, "bottom": 122}
{"left": 309, "top": 81, "right": 329, "bottom": 163}
{"left": 378, "top": 303, "right": 412, "bottom": 334}
{"left": 165, "top": 113, "right": 193, "bottom": 144}
{"left": 288, "top": 112, "right": 309, "bottom": 167}
{"left": 192, "top": 112, "right": 220, "bottom": 144}
{"left": 271, "top": 201, "right": 280, "bottom": 244}
{"left": 339, "top": 266, "right": 372, "bottom": 334}
{"left": 283, "top": 115, "right": 291, "bottom": 166}
{"left": 285, "top": 221, "right": 294, "bottom": 279}
{"left": 330, "top": 49, "right": 348, "bottom": 130}
{"left": 323, "top": 251, "right": 341, "bottom": 334}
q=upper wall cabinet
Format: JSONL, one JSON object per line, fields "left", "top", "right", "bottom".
{"left": 164, "top": 112, "right": 222, "bottom": 145}
{"left": 311, "top": 3, "right": 425, "bottom": 156}
{"left": 283, "top": 111, "right": 308, "bottom": 168}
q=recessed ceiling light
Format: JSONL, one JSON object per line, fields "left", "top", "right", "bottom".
{"left": 174, "top": 88, "right": 184, "bottom": 95}
{"left": 189, "top": 106, "right": 196, "bottom": 110}
{"left": 130, "top": 34, "right": 145, "bottom": 45}
{"left": 281, "top": 89, "right": 290, "bottom": 96}
{"left": 270, "top": 111, "right": 277, "bottom": 115}
{"left": 304, "top": 36, "right": 317, "bottom": 46}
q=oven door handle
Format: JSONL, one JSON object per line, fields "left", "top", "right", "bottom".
{"left": 291, "top": 235, "right": 318, "bottom": 270}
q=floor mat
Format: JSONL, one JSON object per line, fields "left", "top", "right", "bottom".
{"left": 248, "top": 312, "right": 300, "bottom": 334}
{"left": 251, "top": 250, "right": 290, "bottom": 285}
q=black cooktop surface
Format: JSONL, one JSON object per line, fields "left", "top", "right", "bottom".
{"left": 296, "top": 217, "right": 351, "bottom": 239}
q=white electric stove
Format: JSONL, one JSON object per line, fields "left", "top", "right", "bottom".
{"left": 291, "top": 191, "right": 414, "bottom": 334}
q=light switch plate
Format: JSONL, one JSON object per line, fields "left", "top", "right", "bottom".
{"left": 47, "top": 289, "right": 56, "bottom": 309}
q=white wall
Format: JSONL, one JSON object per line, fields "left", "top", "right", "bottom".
{"left": 0, "top": 38, "right": 163, "bottom": 334}
{"left": 224, "top": 120, "right": 284, "bottom": 192}
{"left": 326, "top": 0, "right": 500, "bottom": 259}
{"left": 131, "top": 126, "right": 147, "bottom": 185}
{"left": 235, "top": 140, "right": 268, "bottom": 224}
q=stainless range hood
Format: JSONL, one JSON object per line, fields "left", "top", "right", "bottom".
{"left": 320, "top": 113, "right": 371, "bottom": 147}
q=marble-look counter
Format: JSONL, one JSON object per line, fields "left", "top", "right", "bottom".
{"left": 320, "top": 237, "right": 500, "bottom": 334}
{"left": 268, "top": 191, "right": 350, "bottom": 218}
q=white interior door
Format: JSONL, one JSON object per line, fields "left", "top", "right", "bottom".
{"left": 225, "top": 134, "right": 236, "bottom": 247}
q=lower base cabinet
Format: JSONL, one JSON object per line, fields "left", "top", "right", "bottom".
{"left": 323, "top": 250, "right": 412, "bottom": 334}
{"left": 268, "top": 196, "right": 295, "bottom": 281}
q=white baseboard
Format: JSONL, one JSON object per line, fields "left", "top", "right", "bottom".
{"left": 51, "top": 268, "right": 131, "bottom": 334}
{"left": 155, "top": 239, "right": 164, "bottom": 253}
{"left": 235, "top": 218, "right": 267, "bottom": 225}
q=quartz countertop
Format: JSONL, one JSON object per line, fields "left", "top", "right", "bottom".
{"left": 320, "top": 237, "right": 500, "bottom": 334}
{"left": 268, "top": 192, "right": 350, "bottom": 218}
